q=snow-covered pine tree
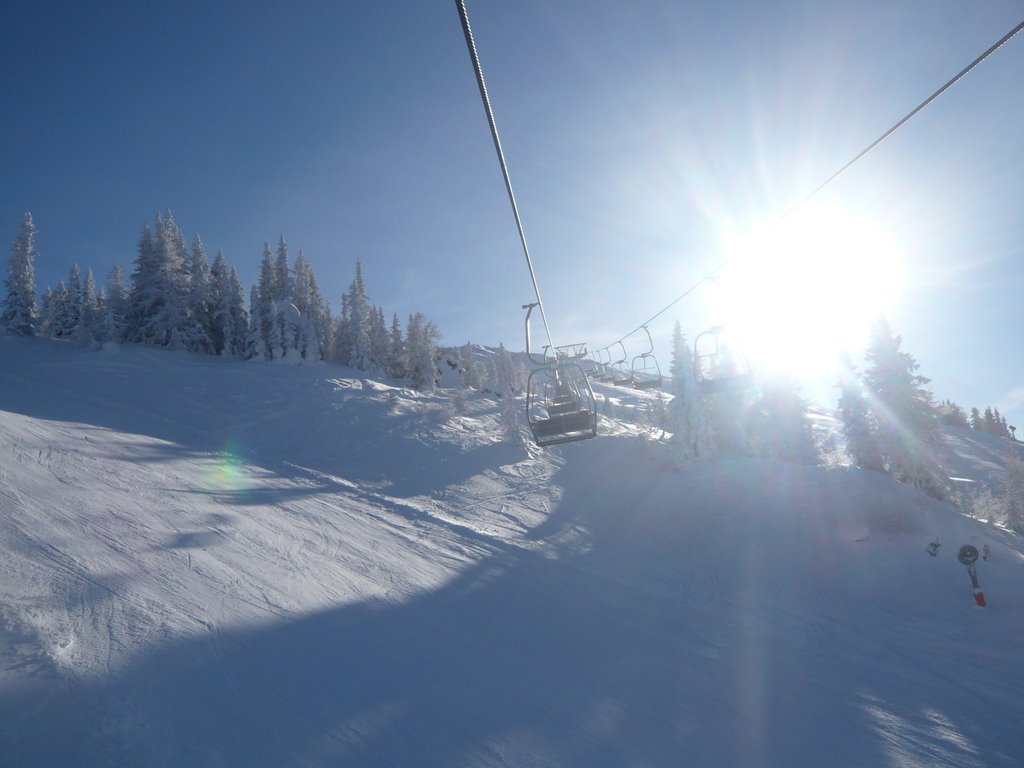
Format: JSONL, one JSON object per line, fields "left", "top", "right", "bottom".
{"left": 252, "top": 243, "right": 276, "bottom": 359}
{"left": 124, "top": 223, "right": 158, "bottom": 342}
{"left": 387, "top": 312, "right": 405, "bottom": 378}
{"left": 937, "top": 399, "right": 968, "bottom": 427}
{"left": 46, "top": 266, "right": 80, "bottom": 339}
{"left": 224, "top": 266, "right": 249, "bottom": 357}
{"left": 209, "top": 250, "right": 230, "bottom": 354}
{"left": 125, "top": 213, "right": 191, "bottom": 348}
{"left": 188, "top": 235, "right": 214, "bottom": 353}
{"left": 73, "top": 268, "right": 99, "bottom": 346}
{"left": 748, "top": 373, "right": 816, "bottom": 463}
{"left": 155, "top": 213, "right": 192, "bottom": 350}
{"left": 370, "top": 306, "right": 390, "bottom": 370}
{"left": 330, "top": 292, "right": 352, "bottom": 364}
{"left": 273, "top": 235, "right": 293, "bottom": 301}
{"left": 292, "top": 249, "right": 330, "bottom": 360}
{"left": 460, "top": 341, "right": 477, "bottom": 389}
{"left": 290, "top": 249, "right": 314, "bottom": 359}
{"left": 642, "top": 389, "right": 669, "bottom": 441}
{"left": 37, "top": 285, "right": 57, "bottom": 337}
{"left": 862, "top": 317, "right": 945, "bottom": 499}
{"left": 511, "top": 357, "right": 529, "bottom": 395}
{"left": 993, "top": 408, "right": 1010, "bottom": 438}
{"left": 64, "top": 263, "right": 83, "bottom": 338}
{"left": 970, "top": 406, "right": 982, "bottom": 430}
{"left": 312, "top": 281, "right": 333, "bottom": 360}
{"left": 247, "top": 283, "right": 262, "bottom": 359}
{"left": 837, "top": 354, "right": 883, "bottom": 471}
{"left": 494, "top": 342, "right": 525, "bottom": 446}
{"left": 271, "top": 235, "right": 295, "bottom": 358}
{"left": 404, "top": 312, "right": 440, "bottom": 391}
{"left": 2, "top": 212, "right": 39, "bottom": 336}
{"left": 346, "top": 259, "right": 373, "bottom": 371}
{"left": 667, "top": 322, "right": 714, "bottom": 462}
{"left": 1000, "top": 450, "right": 1024, "bottom": 533}
{"left": 101, "top": 265, "right": 128, "bottom": 343}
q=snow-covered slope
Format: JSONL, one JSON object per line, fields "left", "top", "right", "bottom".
{"left": 1, "top": 336, "right": 1022, "bottom": 767}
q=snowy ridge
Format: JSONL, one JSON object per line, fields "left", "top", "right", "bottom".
{"left": 1, "top": 336, "right": 1023, "bottom": 767}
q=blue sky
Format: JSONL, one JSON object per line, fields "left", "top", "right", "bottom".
{"left": 2, "top": 1, "right": 1022, "bottom": 424}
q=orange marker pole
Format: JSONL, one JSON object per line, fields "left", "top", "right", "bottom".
{"left": 958, "top": 545, "right": 986, "bottom": 607}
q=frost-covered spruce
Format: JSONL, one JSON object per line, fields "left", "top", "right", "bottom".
{"left": 2, "top": 212, "right": 39, "bottom": 336}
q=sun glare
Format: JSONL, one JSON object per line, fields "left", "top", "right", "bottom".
{"left": 714, "top": 206, "right": 903, "bottom": 381}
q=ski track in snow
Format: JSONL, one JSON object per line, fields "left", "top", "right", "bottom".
{"left": 1, "top": 337, "right": 1023, "bottom": 767}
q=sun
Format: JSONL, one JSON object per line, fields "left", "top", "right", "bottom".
{"left": 713, "top": 204, "right": 904, "bottom": 382}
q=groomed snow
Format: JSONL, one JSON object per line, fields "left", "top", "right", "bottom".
{"left": 1, "top": 336, "right": 1022, "bottom": 767}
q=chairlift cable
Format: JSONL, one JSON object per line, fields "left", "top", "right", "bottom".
{"left": 455, "top": 0, "right": 558, "bottom": 357}
{"left": 605, "top": 16, "right": 1024, "bottom": 351}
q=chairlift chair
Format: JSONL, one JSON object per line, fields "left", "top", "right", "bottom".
{"left": 594, "top": 347, "right": 615, "bottom": 382}
{"left": 522, "top": 303, "right": 598, "bottom": 446}
{"left": 608, "top": 341, "right": 632, "bottom": 385}
{"left": 693, "top": 325, "right": 752, "bottom": 395}
{"left": 630, "top": 326, "right": 663, "bottom": 390}
{"left": 526, "top": 363, "right": 598, "bottom": 446}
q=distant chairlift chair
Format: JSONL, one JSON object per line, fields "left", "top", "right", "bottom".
{"left": 630, "top": 326, "right": 663, "bottom": 390}
{"left": 693, "top": 325, "right": 752, "bottom": 395}
{"left": 595, "top": 347, "right": 615, "bottom": 382}
{"left": 609, "top": 341, "right": 633, "bottom": 386}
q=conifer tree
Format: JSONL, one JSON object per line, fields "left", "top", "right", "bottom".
{"left": 862, "top": 317, "right": 945, "bottom": 498}
{"left": 837, "top": 355, "right": 883, "bottom": 471}
{"left": 387, "top": 312, "right": 405, "bottom": 378}
{"left": 992, "top": 408, "right": 1008, "bottom": 438}
{"left": 154, "top": 213, "right": 190, "bottom": 348}
{"left": 1001, "top": 452, "right": 1024, "bottom": 533}
{"left": 209, "top": 251, "right": 249, "bottom": 357}
{"left": 74, "top": 268, "right": 100, "bottom": 345}
{"left": 65, "top": 263, "right": 83, "bottom": 337}
{"left": 188, "top": 235, "right": 214, "bottom": 353}
{"left": 125, "top": 213, "right": 191, "bottom": 348}
{"left": 252, "top": 243, "right": 276, "bottom": 359}
{"left": 970, "top": 407, "right": 982, "bottom": 430}
{"left": 224, "top": 266, "right": 249, "bottom": 357}
{"left": 511, "top": 357, "right": 529, "bottom": 394}
{"left": 209, "top": 250, "right": 230, "bottom": 354}
{"left": 292, "top": 249, "right": 330, "bottom": 360}
{"left": 460, "top": 341, "right": 478, "bottom": 389}
{"left": 2, "top": 212, "right": 39, "bottom": 335}
{"left": 101, "top": 265, "right": 128, "bottom": 343}
{"left": 331, "top": 292, "right": 352, "bottom": 364}
{"left": 346, "top": 259, "right": 373, "bottom": 371}
{"left": 404, "top": 312, "right": 440, "bottom": 390}
{"left": 667, "top": 322, "right": 714, "bottom": 462}
{"left": 749, "top": 373, "right": 816, "bottom": 462}
{"left": 273, "top": 235, "right": 292, "bottom": 301}
{"left": 369, "top": 306, "right": 389, "bottom": 370}
{"left": 938, "top": 399, "right": 968, "bottom": 427}
{"left": 494, "top": 343, "right": 525, "bottom": 446}
{"left": 37, "top": 285, "right": 57, "bottom": 337}
{"left": 124, "top": 224, "right": 157, "bottom": 342}
{"left": 47, "top": 266, "right": 81, "bottom": 338}
{"left": 271, "top": 235, "right": 294, "bottom": 358}
{"left": 984, "top": 407, "right": 995, "bottom": 434}
{"left": 247, "top": 283, "right": 261, "bottom": 359}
